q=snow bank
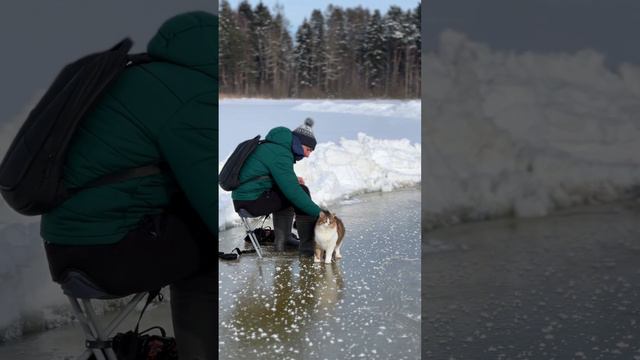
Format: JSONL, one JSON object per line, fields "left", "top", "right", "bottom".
{"left": 424, "top": 30, "right": 640, "bottom": 229}
{"left": 218, "top": 133, "right": 421, "bottom": 229}
{"left": 0, "top": 222, "right": 117, "bottom": 342}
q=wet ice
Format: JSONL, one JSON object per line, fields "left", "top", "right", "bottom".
{"left": 218, "top": 188, "right": 421, "bottom": 359}
{"left": 423, "top": 201, "right": 640, "bottom": 359}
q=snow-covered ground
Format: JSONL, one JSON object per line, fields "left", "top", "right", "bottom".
{"left": 424, "top": 30, "right": 640, "bottom": 229}
{"left": 218, "top": 99, "right": 421, "bottom": 229}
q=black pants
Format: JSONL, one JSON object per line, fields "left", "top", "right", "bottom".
{"left": 233, "top": 184, "right": 312, "bottom": 216}
{"left": 45, "top": 194, "right": 214, "bottom": 295}
{"left": 44, "top": 194, "right": 216, "bottom": 359}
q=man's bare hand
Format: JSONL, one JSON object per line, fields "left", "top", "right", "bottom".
{"left": 297, "top": 177, "right": 305, "bottom": 185}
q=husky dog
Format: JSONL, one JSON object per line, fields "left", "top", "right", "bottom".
{"left": 314, "top": 211, "right": 346, "bottom": 264}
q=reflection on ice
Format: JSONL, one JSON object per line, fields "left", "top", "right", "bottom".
{"left": 222, "top": 260, "right": 344, "bottom": 348}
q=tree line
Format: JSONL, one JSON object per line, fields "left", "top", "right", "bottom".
{"left": 219, "top": 1, "right": 421, "bottom": 99}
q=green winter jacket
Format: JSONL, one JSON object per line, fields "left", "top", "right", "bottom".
{"left": 41, "top": 12, "right": 218, "bottom": 245}
{"left": 231, "top": 127, "right": 321, "bottom": 217}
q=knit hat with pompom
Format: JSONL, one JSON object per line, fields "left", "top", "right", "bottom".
{"left": 292, "top": 118, "right": 317, "bottom": 150}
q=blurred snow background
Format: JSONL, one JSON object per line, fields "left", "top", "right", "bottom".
{"left": 423, "top": 30, "right": 640, "bottom": 229}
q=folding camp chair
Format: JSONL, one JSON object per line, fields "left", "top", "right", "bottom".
{"left": 56, "top": 270, "right": 149, "bottom": 360}
{"left": 237, "top": 208, "right": 265, "bottom": 258}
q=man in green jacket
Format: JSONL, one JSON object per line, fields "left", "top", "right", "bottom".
{"left": 41, "top": 12, "right": 217, "bottom": 359}
{"left": 232, "top": 118, "right": 325, "bottom": 255}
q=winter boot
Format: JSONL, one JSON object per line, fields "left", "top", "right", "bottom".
{"left": 286, "top": 233, "right": 300, "bottom": 249}
{"left": 273, "top": 207, "right": 294, "bottom": 252}
{"left": 295, "top": 214, "right": 317, "bottom": 257}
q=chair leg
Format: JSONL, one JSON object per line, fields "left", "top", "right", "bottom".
{"left": 68, "top": 296, "right": 105, "bottom": 360}
{"left": 242, "top": 217, "right": 263, "bottom": 258}
{"left": 82, "top": 299, "right": 118, "bottom": 360}
{"left": 68, "top": 294, "right": 145, "bottom": 360}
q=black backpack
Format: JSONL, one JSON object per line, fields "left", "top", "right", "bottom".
{"left": 218, "top": 135, "right": 270, "bottom": 191}
{"left": 0, "top": 38, "right": 164, "bottom": 216}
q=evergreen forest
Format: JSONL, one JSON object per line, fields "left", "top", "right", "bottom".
{"left": 219, "top": 1, "right": 421, "bottom": 98}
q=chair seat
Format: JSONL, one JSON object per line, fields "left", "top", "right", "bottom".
{"left": 237, "top": 208, "right": 257, "bottom": 219}
{"left": 58, "top": 270, "right": 122, "bottom": 300}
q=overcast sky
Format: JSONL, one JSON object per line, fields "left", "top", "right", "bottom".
{"left": 0, "top": 0, "right": 216, "bottom": 126}
{"left": 423, "top": 0, "right": 640, "bottom": 67}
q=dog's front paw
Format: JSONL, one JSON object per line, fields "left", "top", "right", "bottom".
{"left": 314, "top": 256, "right": 322, "bottom": 263}
{"left": 324, "top": 259, "right": 332, "bottom": 264}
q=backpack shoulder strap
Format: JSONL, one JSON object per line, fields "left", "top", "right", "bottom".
{"left": 68, "top": 163, "right": 169, "bottom": 195}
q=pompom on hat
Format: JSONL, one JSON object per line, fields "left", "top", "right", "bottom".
{"left": 292, "top": 118, "right": 317, "bottom": 150}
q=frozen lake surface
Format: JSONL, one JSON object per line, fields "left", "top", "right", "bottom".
{"left": 0, "top": 188, "right": 420, "bottom": 359}
{"left": 219, "top": 188, "right": 421, "bottom": 359}
{"left": 0, "top": 300, "right": 173, "bottom": 359}
{"left": 423, "top": 200, "right": 640, "bottom": 359}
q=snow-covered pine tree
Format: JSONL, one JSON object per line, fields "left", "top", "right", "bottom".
{"left": 271, "top": 5, "right": 294, "bottom": 98}
{"left": 363, "top": 10, "right": 386, "bottom": 96}
{"left": 252, "top": 3, "right": 274, "bottom": 95}
{"left": 345, "top": 7, "right": 370, "bottom": 96}
{"left": 237, "top": 1, "right": 256, "bottom": 95}
{"left": 309, "top": 9, "right": 327, "bottom": 94}
{"left": 325, "top": 5, "right": 349, "bottom": 97}
{"left": 412, "top": 3, "right": 422, "bottom": 98}
{"left": 279, "top": 28, "right": 294, "bottom": 97}
{"left": 294, "top": 19, "right": 313, "bottom": 97}
{"left": 219, "top": 0, "right": 247, "bottom": 94}
{"left": 383, "top": 6, "right": 406, "bottom": 97}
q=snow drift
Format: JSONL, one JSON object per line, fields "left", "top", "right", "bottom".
{"left": 218, "top": 133, "right": 421, "bottom": 229}
{"left": 424, "top": 30, "right": 640, "bottom": 229}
